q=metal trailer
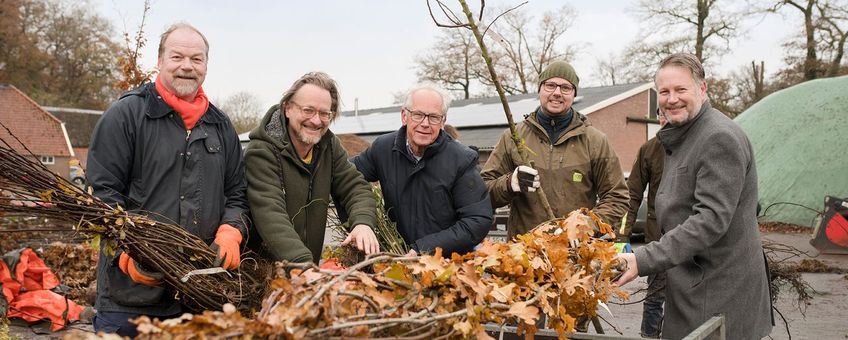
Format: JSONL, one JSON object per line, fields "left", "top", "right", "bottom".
{"left": 484, "top": 315, "right": 725, "bottom": 340}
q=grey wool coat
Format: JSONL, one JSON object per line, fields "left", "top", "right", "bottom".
{"left": 634, "top": 102, "right": 772, "bottom": 339}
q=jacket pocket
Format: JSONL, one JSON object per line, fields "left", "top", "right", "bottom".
{"left": 105, "top": 260, "right": 167, "bottom": 306}
{"left": 686, "top": 257, "right": 705, "bottom": 288}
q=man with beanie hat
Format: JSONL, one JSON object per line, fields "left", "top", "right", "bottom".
{"left": 481, "top": 60, "right": 629, "bottom": 239}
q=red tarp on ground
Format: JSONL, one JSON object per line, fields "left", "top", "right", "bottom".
{"left": 1, "top": 248, "right": 84, "bottom": 331}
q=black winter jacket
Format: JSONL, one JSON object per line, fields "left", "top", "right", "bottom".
{"left": 87, "top": 82, "right": 248, "bottom": 316}
{"left": 351, "top": 127, "right": 493, "bottom": 256}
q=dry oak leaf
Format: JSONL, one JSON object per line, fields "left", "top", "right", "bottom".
{"left": 489, "top": 282, "right": 516, "bottom": 303}
{"left": 506, "top": 301, "right": 539, "bottom": 325}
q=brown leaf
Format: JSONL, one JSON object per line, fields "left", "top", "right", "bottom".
{"left": 488, "top": 282, "right": 516, "bottom": 303}
{"left": 506, "top": 301, "right": 539, "bottom": 325}
{"left": 453, "top": 320, "right": 473, "bottom": 336}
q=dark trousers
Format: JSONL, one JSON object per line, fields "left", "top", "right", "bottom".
{"left": 94, "top": 311, "right": 181, "bottom": 338}
{"left": 641, "top": 271, "right": 666, "bottom": 338}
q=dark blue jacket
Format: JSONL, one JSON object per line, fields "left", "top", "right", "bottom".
{"left": 351, "top": 127, "right": 492, "bottom": 256}
{"left": 87, "top": 82, "right": 248, "bottom": 316}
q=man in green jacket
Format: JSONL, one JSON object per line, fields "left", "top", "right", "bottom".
{"left": 244, "top": 72, "right": 379, "bottom": 263}
{"left": 624, "top": 113, "right": 667, "bottom": 338}
{"left": 481, "top": 61, "right": 629, "bottom": 237}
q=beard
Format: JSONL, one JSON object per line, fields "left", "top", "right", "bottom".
{"left": 297, "top": 131, "right": 322, "bottom": 145}
{"left": 295, "top": 123, "right": 326, "bottom": 145}
{"left": 171, "top": 74, "right": 200, "bottom": 98}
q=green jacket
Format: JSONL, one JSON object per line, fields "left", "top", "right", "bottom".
{"left": 245, "top": 105, "right": 376, "bottom": 263}
{"left": 624, "top": 136, "right": 664, "bottom": 242}
{"left": 481, "top": 109, "right": 629, "bottom": 237}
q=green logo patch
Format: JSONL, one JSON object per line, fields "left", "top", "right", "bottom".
{"left": 572, "top": 172, "right": 583, "bottom": 182}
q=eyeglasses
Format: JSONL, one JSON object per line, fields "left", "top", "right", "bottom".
{"left": 289, "top": 101, "right": 334, "bottom": 121}
{"left": 541, "top": 81, "right": 575, "bottom": 94}
{"left": 404, "top": 108, "right": 445, "bottom": 125}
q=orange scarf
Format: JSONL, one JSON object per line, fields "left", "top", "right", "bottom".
{"left": 155, "top": 76, "right": 209, "bottom": 130}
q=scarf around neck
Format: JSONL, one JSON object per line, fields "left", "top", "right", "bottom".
{"left": 155, "top": 76, "right": 209, "bottom": 130}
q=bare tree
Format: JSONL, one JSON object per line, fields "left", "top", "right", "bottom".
{"left": 593, "top": 50, "right": 656, "bottom": 86}
{"left": 218, "top": 92, "right": 263, "bottom": 134}
{"left": 707, "top": 61, "right": 776, "bottom": 115}
{"left": 414, "top": 29, "right": 479, "bottom": 99}
{"left": 483, "top": 4, "right": 578, "bottom": 94}
{"left": 769, "top": 0, "right": 848, "bottom": 80}
{"left": 426, "top": 0, "right": 557, "bottom": 219}
{"left": 815, "top": 1, "right": 848, "bottom": 76}
{"left": 630, "top": 0, "right": 742, "bottom": 63}
{"left": 770, "top": 0, "right": 821, "bottom": 80}
{"left": 706, "top": 76, "right": 740, "bottom": 117}
{"left": 594, "top": 53, "right": 623, "bottom": 86}
{"left": 414, "top": 3, "right": 578, "bottom": 97}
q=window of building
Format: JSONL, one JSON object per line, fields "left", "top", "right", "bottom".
{"left": 40, "top": 155, "right": 55, "bottom": 164}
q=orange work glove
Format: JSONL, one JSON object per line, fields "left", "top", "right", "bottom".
{"left": 118, "top": 253, "right": 163, "bottom": 286}
{"left": 211, "top": 224, "right": 242, "bottom": 270}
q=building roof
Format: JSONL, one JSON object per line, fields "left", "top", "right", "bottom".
{"left": 735, "top": 75, "right": 848, "bottom": 227}
{"left": 44, "top": 106, "right": 102, "bottom": 148}
{"left": 334, "top": 82, "right": 653, "bottom": 149}
{"left": 0, "top": 84, "right": 73, "bottom": 157}
{"left": 330, "top": 82, "right": 652, "bottom": 136}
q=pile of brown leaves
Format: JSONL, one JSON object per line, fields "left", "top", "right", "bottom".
{"left": 759, "top": 221, "right": 812, "bottom": 234}
{"left": 38, "top": 242, "right": 98, "bottom": 305}
{"left": 137, "top": 209, "right": 628, "bottom": 339}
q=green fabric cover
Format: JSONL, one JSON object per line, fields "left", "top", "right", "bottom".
{"left": 735, "top": 75, "right": 848, "bottom": 227}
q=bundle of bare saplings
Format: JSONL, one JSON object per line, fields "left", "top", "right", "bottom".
{"left": 134, "top": 208, "right": 628, "bottom": 339}
{"left": 0, "top": 125, "right": 271, "bottom": 313}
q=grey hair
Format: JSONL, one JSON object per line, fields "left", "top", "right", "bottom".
{"left": 158, "top": 22, "right": 209, "bottom": 58}
{"left": 655, "top": 53, "right": 706, "bottom": 85}
{"left": 279, "top": 72, "right": 341, "bottom": 122}
{"left": 403, "top": 85, "right": 452, "bottom": 115}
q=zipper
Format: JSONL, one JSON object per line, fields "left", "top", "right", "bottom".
{"left": 303, "top": 147, "right": 320, "bottom": 248}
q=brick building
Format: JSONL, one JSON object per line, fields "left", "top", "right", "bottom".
{"left": 0, "top": 84, "right": 74, "bottom": 178}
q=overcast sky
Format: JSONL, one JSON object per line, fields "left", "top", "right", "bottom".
{"left": 94, "top": 0, "right": 791, "bottom": 113}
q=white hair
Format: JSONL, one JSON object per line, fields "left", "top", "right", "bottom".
{"left": 403, "top": 84, "right": 451, "bottom": 115}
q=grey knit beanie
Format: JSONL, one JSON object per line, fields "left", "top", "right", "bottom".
{"left": 538, "top": 60, "right": 579, "bottom": 93}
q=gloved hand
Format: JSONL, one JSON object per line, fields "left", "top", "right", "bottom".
{"left": 510, "top": 165, "right": 540, "bottom": 193}
{"left": 118, "top": 253, "right": 163, "bottom": 286}
{"left": 211, "top": 224, "right": 242, "bottom": 270}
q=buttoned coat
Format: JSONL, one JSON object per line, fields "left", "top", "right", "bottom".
{"left": 634, "top": 102, "right": 772, "bottom": 339}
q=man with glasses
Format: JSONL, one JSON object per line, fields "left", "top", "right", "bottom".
{"left": 481, "top": 60, "right": 629, "bottom": 238}
{"left": 351, "top": 86, "right": 492, "bottom": 257}
{"left": 244, "top": 72, "right": 379, "bottom": 264}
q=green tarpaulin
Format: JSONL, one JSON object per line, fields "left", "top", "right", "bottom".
{"left": 734, "top": 76, "right": 848, "bottom": 227}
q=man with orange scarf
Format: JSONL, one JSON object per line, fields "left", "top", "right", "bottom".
{"left": 86, "top": 23, "right": 247, "bottom": 337}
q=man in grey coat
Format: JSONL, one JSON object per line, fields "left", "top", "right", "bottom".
{"left": 615, "top": 53, "right": 772, "bottom": 339}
